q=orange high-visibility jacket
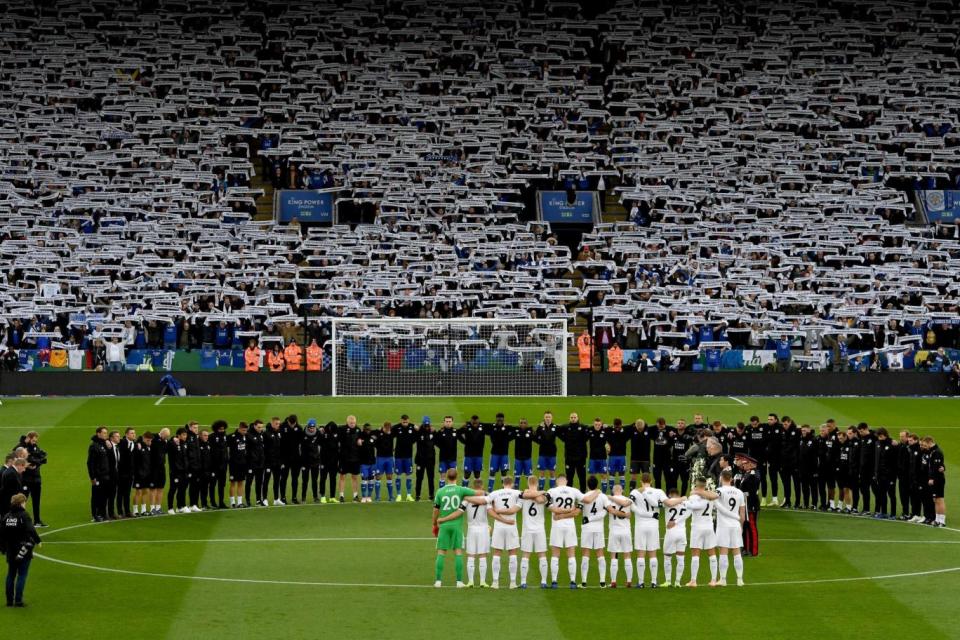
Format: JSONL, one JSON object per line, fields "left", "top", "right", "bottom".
{"left": 284, "top": 344, "right": 302, "bottom": 371}
{"left": 305, "top": 345, "right": 322, "bottom": 371}
{"left": 244, "top": 347, "right": 261, "bottom": 372}
{"left": 577, "top": 333, "right": 593, "bottom": 370}
{"left": 268, "top": 350, "right": 285, "bottom": 372}
{"left": 608, "top": 344, "right": 623, "bottom": 372}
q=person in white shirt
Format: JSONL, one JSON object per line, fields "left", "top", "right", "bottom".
{"left": 661, "top": 488, "right": 692, "bottom": 587}
{"left": 105, "top": 338, "right": 125, "bottom": 372}
{"left": 486, "top": 476, "right": 523, "bottom": 589}
{"left": 464, "top": 479, "right": 491, "bottom": 588}
{"left": 578, "top": 475, "right": 616, "bottom": 588}
{"left": 626, "top": 471, "right": 675, "bottom": 588}
{"left": 546, "top": 474, "right": 597, "bottom": 589}
{"left": 518, "top": 476, "right": 549, "bottom": 589}
{"left": 605, "top": 484, "right": 634, "bottom": 587}
{"left": 685, "top": 479, "right": 720, "bottom": 587}
{"left": 710, "top": 469, "right": 746, "bottom": 586}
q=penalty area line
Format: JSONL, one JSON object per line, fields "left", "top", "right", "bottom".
{"left": 728, "top": 396, "right": 748, "bottom": 406}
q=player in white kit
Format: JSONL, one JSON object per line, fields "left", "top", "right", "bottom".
{"left": 579, "top": 475, "right": 615, "bottom": 588}
{"left": 486, "top": 476, "right": 523, "bottom": 589}
{"left": 685, "top": 479, "right": 719, "bottom": 587}
{"left": 713, "top": 469, "right": 746, "bottom": 586}
{"left": 519, "top": 476, "right": 549, "bottom": 589}
{"left": 546, "top": 474, "right": 597, "bottom": 589}
{"left": 463, "top": 479, "right": 491, "bottom": 587}
{"left": 661, "top": 488, "right": 691, "bottom": 587}
{"left": 606, "top": 484, "right": 634, "bottom": 587}
{"left": 628, "top": 471, "right": 667, "bottom": 588}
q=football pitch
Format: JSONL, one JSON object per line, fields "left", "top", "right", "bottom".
{"left": 4, "top": 394, "right": 959, "bottom": 639}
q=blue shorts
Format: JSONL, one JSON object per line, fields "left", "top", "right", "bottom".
{"left": 375, "top": 457, "right": 395, "bottom": 476}
{"left": 463, "top": 456, "right": 484, "bottom": 475}
{"left": 537, "top": 456, "right": 557, "bottom": 472}
{"left": 489, "top": 454, "right": 510, "bottom": 474}
{"left": 588, "top": 459, "right": 608, "bottom": 474}
{"left": 360, "top": 463, "right": 376, "bottom": 479}
{"left": 394, "top": 458, "right": 413, "bottom": 475}
{"left": 514, "top": 458, "right": 532, "bottom": 476}
{"left": 439, "top": 459, "right": 457, "bottom": 473}
{"left": 608, "top": 456, "right": 626, "bottom": 474}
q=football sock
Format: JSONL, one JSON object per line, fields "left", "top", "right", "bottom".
{"left": 649, "top": 558, "right": 658, "bottom": 584}
{"left": 709, "top": 555, "right": 718, "bottom": 581}
{"left": 487, "top": 478, "right": 494, "bottom": 493}
{"left": 406, "top": 478, "right": 412, "bottom": 495}
{"left": 937, "top": 514, "right": 946, "bottom": 524}
{"left": 395, "top": 478, "right": 401, "bottom": 494}
{"left": 549, "top": 478, "right": 556, "bottom": 488}
{"left": 387, "top": 482, "right": 394, "bottom": 501}
{"left": 454, "top": 555, "right": 464, "bottom": 582}
{"left": 374, "top": 481, "right": 381, "bottom": 501}
{"left": 538, "top": 478, "right": 545, "bottom": 490}
{"left": 538, "top": 557, "right": 548, "bottom": 582}
{"left": 719, "top": 555, "right": 729, "bottom": 581}
{"left": 467, "top": 557, "right": 475, "bottom": 582}
{"left": 435, "top": 555, "right": 445, "bottom": 581}
{"left": 676, "top": 556, "right": 685, "bottom": 583}
{"left": 567, "top": 558, "right": 577, "bottom": 582}
{"left": 733, "top": 555, "right": 744, "bottom": 580}
{"left": 602, "top": 480, "right": 608, "bottom": 493}
{"left": 610, "top": 558, "right": 619, "bottom": 583}
{"left": 636, "top": 558, "right": 646, "bottom": 583}
{"left": 514, "top": 475, "right": 520, "bottom": 487}
{"left": 508, "top": 556, "right": 518, "bottom": 585}
{"left": 663, "top": 556, "right": 672, "bottom": 584}
{"left": 580, "top": 557, "right": 589, "bottom": 582}
{"left": 439, "top": 478, "right": 445, "bottom": 488}
{"left": 550, "top": 557, "right": 560, "bottom": 582}
{"left": 479, "top": 557, "right": 487, "bottom": 582}
{"left": 461, "top": 479, "right": 469, "bottom": 488}
{"left": 690, "top": 556, "right": 700, "bottom": 581}
{"left": 598, "top": 557, "right": 606, "bottom": 584}
{"left": 492, "top": 556, "right": 501, "bottom": 583}
{"left": 624, "top": 557, "right": 633, "bottom": 583}
{"left": 520, "top": 558, "right": 529, "bottom": 584}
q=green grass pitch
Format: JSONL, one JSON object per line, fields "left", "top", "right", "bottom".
{"left": 3, "top": 395, "right": 959, "bottom": 639}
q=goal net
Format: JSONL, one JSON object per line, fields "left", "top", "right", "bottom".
{"left": 331, "top": 318, "right": 568, "bottom": 396}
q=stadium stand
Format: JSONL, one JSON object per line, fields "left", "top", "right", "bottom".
{"left": 0, "top": 0, "right": 959, "bottom": 374}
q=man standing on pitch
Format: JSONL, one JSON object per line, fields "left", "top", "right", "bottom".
{"left": 432, "top": 468, "right": 486, "bottom": 588}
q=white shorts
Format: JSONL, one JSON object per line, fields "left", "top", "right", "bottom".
{"left": 716, "top": 525, "right": 743, "bottom": 549}
{"left": 634, "top": 526, "right": 660, "bottom": 552}
{"left": 521, "top": 529, "right": 547, "bottom": 553}
{"left": 466, "top": 527, "right": 490, "bottom": 555}
{"left": 663, "top": 528, "right": 687, "bottom": 555}
{"left": 549, "top": 526, "right": 578, "bottom": 548}
{"left": 607, "top": 530, "right": 632, "bottom": 554}
{"left": 581, "top": 529, "right": 605, "bottom": 550}
{"left": 492, "top": 527, "right": 520, "bottom": 551}
{"left": 690, "top": 527, "right": 717, "bottom": 550}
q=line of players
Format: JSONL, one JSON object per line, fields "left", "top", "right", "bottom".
{"left": 431, "top": 467, "right": 748, "bottom": 589}
{"left": 90, "top": 411, "right": 946, "bottom": 530}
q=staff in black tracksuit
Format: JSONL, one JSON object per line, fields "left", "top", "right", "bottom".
{"left": 667, "top": 422, "right": 693, "bottom": 495}
{"left": 734, "top": 454, "right": 761, "bottom": 557}
{"left": 15, "top": 433, "right": 47, "bottom": 527}
{"left": 246, "top": 421, "right": 266, "bottom": 506}
{"left": 263, "top": 418, "right": 284, "bottom": 505}
{"left": 227, "top": 423, "right": 249, "bottom": 507}
{"left": 300, "top": 421, "right": 322, "bottom": 502}
{"left": 104, "top": 433, "right": 120, "bottom": 519}
{"left": 151, "top": 430, "right": 169, "bottom": 512}
{"left": 167, "top": 429, "right": 188, "bottom": 512}
{"left": 133, "top": 434, "right": 153, "bottom": 514}
{"left": 319, "top": 421, "right": 339, "bottom": 501}
{"left": 414, "top": 419, "right": 436, "bottom": 500}
{"left": 198, "top": 431, "right": 213, "bottom": 509}
{"left": 765, "top": 415, "right": 782, "bottom": 505}
{"left": 282, "top": 415, "right": 304, "bottom": 503}
{"left": 873, "top": 428, "right": 898, "bottom": 518}
{"left": 797, "top": 424, "right": 819, "bottom": 509}
{"left": 650, "top": 419, "right": 674, "bottom": 491}
{"left": 909, "top": 435, "right": 924, "bottom": 518}
{"left": 626, "top": 419, "right": 651, "bottom": 490}
{"left": 184, "top": 423, "right": 202, "bottom": 509}
{"left": 559, "top": 415, "right": 587, "bottom": 491}
{"left": 209, "top": 421, "right": 229, "bottom": 509}
{"left": 897, "top": 431, "right": 915, "bottom": 519}
{"left": 778, "top": 417, "right": 801, "bottom": 509}
{"left": 746, "top": 417, "right": 768, "bottom": 499}
{"left": 86, "top": 428, "right": 110, "bottom": 521}
{"left": 856, "top": 423, "right": 876, "bottom": 514}
{"left": 115, "top": 429, "right": 136, "bottom": 518}
{"left": 817, "top": 425, "right": 838, "bottom": 511}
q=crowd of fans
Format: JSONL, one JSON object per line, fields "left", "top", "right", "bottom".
{"left": 0, "top": 0, "right": 959, "bottom": 373}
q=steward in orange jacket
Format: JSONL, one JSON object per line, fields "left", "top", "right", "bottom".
{"left": 244, "top": 341, "right": 261, "bottom": 372}
{"left": 267, "top": 346, "right": 285, "bottom": 372}
{"left": 577, "top": 331, "right": 593, "bottom": 371}
{"left": 284, "top": 340, "right": 302, "bottom": 371}
{"left": 607, "top": 343, "right": 623, "bottom": 372}
{"left": 305, "top": 340, "right": 323, "bottom": 371}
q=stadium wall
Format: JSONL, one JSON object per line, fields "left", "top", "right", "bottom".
{"left": 0, "top": 372, "right": 952, "bottom": 397}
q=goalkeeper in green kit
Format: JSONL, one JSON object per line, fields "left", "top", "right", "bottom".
{"left": 432, "top": 467, "right": 487, "bottom": 587}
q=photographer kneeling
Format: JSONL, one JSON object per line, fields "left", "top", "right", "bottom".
{"left": 1, "top": 494, "right": 41, "bottom": 607}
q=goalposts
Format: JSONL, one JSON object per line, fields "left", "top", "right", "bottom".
{"left": 331, "top": 318, "right": 568, "bottom": 396}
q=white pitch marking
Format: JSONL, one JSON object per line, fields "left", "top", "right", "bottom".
{"left": 728, "top": 396, "right": 748, "bottom": 406}
{"left": 46, "top": 537, "right": 435, "bottom": 545}
{"left": 154, "top": 397, "right": 166, "bottom": 406}
{"left": 763, "top": 538, "right": 960, "bottom": 544}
